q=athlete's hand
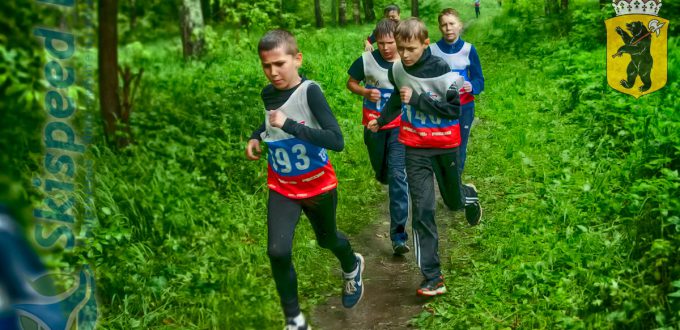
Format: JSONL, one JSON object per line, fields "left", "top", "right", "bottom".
{"left": 400, "top": 87, "right": 413, "bottom": 104}
{"left": 246, "top": 139, "right": 262, "bottom": 160}
{"left": 462, "top": 81, "right": 473, "bottom": 93}
{"left": 269, "top": 110, "right": 287, "bottom": 128}
{"left": 367, "top": 119, "right": 380, "bottom": 133}
{"left": 364, "top": 88, "right": 381, "bottom": 102}
{"left": 364, "top": 40, "right": 374, "bottom": 52}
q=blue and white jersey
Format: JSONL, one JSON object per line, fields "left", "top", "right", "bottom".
{"left": 361, "top": 52, "right": 400, "bottom": 129}
{"left": 392, "top": 60, "right": 464, "bottom": 149}
{"left": 261, "top": 80, "right": 338, "bottom": 199}
{"left": 430, "top": 40, "right": 479, "bottom": 104}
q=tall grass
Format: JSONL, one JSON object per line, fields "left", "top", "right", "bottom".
{"left": 415, "top": 0, "right": 680, "bottom": 328}
{"left": 85, "top": 26, "right": 385, "bottom": 329}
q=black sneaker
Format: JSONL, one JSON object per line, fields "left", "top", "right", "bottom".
{"left": 392, "top": 232, "right": 410, "bottom": 256}
{"left": 416, "top": 275, "right": 447, "bottom": 296}
{"left": 464, "top": 184, "right": 482, "bottom": 226}
{"left": 392, "top": 240, "right": 410, "bottom": 256}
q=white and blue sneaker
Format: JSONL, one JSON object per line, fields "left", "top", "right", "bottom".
{"left": 284, "top": 313, "right": 310, "bottom": 330}
{"left": 341, "top": 253, "right": 365, "bottom": 308}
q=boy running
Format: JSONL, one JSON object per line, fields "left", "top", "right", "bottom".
{"left": 431, "top": 8, "right": 485, "bottom": 172}
{"left": 367, "top": 18, "right": 482, "bottom": 297}
{"left": 246, "top": 29, "right": 365, "bottom": 330}
{"left": 364, "top": 4, "right": 401, "bottom": 52}
{"left": 347, "top": 19, "right": 410, "bottom": 255}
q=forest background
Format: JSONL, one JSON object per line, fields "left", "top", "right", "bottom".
{"left": 1, "top": 0, "right": 679, "bottom": 328}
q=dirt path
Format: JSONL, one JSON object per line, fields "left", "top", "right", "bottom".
{"left": 311, "top": 194, "right": 471, "bottom": 329}
{"left": 311, "top": 204, "right": 425, "bottom": 329}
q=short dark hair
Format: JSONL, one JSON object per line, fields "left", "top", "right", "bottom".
{"left": 258, "top": 29, "right": 299, "bottom": 55}
{"left": 395, "top": 18, "right": 428, "bottom": 43}
{"left": 438, "top": 8, "right": 462, "bottom": 24}
{"left": 384, "top": 4, "right": 400, "bottom": 15}
{"left": 373, "top": 18, "right": 397, "bottom": 40}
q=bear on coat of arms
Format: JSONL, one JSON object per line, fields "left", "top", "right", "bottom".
{"left": 612, "top": 21, "right": 653, "bottom": 92}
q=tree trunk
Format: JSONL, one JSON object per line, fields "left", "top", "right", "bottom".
{"left": 179, "top": 0, "right": 205, "bottom": 59}
{"left": 339, "top": 0, "right": 347, "bottom": 26}
{"left": 411, "top": 0, "right": 419, "bottom": 17}
{"left": 314, "top": 0, "right": 324, "bottom": 28}
{"left": 363, "top": 0, "right": 375, "bottom": 22}
{"left": 331, "top": 0, "right": 337, "bottom": 25}
{"left": 212, "top": 0, "right": 222, "bottom": 22}
{"left": 352, "top": 0, "right": 361, "bottom": 24}
{"left": 129, "top": 0, "right": 137, "bottom": 30}
{"left": 98, "top": 0, "right": 128, "bottom": 147}
{"left": 200, "top": 0, "right": 210, "bottom": 21}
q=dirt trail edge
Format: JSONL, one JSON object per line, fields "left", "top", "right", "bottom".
{"left": 311, "top": 200, "right": 430, "bottom": 329}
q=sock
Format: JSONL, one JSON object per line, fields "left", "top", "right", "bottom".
{"left": 286, "top": 313, "right": 306, "bottom": 326}
{"left": 343, "top": 259, "right": 359, "bottom": 279}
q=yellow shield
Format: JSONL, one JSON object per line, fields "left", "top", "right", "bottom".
{"left": 605, "top": 15, "right": 668, "bottom": 98}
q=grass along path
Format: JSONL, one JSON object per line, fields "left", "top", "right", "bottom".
{"left": 413, "top": 12, "right": 617, "bottom": 329}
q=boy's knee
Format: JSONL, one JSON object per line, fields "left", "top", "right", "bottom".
{"left": 317, "top": 234, "right": 343, "bottom": 251}
{"left": 267, "top": 244, "right": 292, "bottom": 262}
{"left": 389, "top": 166, "right": 407, "bottom": 182}
{"left": 413, "top": 204, "right": 436, "bottom": 218}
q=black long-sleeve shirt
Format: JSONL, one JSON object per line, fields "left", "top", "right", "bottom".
{"left": 250, "top": 79, "right": 344, "bottom": 152}
{"left": 376, "top": 48, "right": 461, "bottom": 128}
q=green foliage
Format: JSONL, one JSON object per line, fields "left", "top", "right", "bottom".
{"left": 5, "top": 0, "right": 679, "bottom": 328}
{"left": 0, "top": 0, "right": 53, "bottom": 224}
{"left": 80, "top": 27, "right": 383, "bottom": 328}
{"left": 416, "top": 0, "right": 680, "bottom": 328}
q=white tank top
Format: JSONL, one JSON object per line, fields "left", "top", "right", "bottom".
{"left": 429, "top": 41, "right": 472, "bottom": 71}
{"left": 362, "top": 51, "right": 394, "bottom": 90}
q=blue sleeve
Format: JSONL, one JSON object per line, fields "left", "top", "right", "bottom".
{"left": 347, "top": 56, "right": 365, "bottom": 81}
{"left": 468, "top": 45, "right": 485, "bottom": 95}
{"left": 368, "top": 32, "right": 376, "bottom": 44}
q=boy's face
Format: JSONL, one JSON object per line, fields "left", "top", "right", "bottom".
{"left": 439, "top": 14, "right": 463, "bottom": 43}
{"left": 376, "top": 34, "right": 398, "bottom": 61}
{"left": 259, "top": 46, "right": 302, "bottom": 90}
{"left": 396, "top": 37, "right": 429, "bottom": 67}
{"left": 385, "top": 10, "right": 400, "bottom": 22}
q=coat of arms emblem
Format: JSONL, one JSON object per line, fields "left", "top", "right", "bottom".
{"left": 605, "top": 0, "right": 669, "bottom": 98}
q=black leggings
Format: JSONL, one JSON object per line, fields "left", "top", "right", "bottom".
{"left": 267, "top": 189, "right": 357, "bottom": 317}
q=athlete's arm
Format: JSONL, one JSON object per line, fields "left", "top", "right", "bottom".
{"left": 280, "top": 84, "right": 345, "bottom": 151}
{"left": 375, "top": 69, "right": 402, "bottom": 127}
{"left": 409, "top": 87, "right": 462, "bottom": 120}
{"left": 250, "top": 122, "right": 265, "bottom": 141}
{"left": 347, "top": 77, "right": 380, "bottom": 102}
{"left": 468, "top": 46, "right": 485, "bottom": 95}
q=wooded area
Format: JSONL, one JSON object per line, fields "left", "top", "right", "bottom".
{"left": 1, "top": 0, "right": 679, "bottom": 328}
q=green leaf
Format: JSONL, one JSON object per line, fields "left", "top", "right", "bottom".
{"left": 101, "top": 207, "right": 112, "bottom": 215}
